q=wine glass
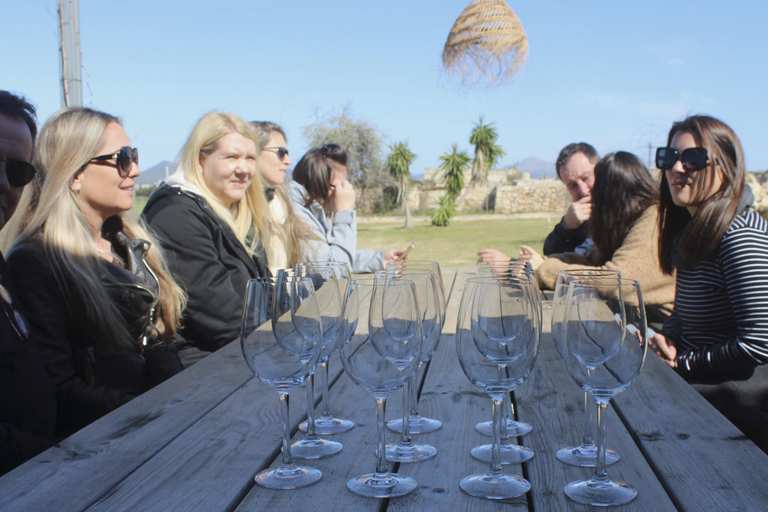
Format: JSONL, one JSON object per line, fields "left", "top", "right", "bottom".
{"left": 295, "top": 261, "right": 355, "bottom": 435}
{"left": 338, "top": 277, "right": 422, "bottom": 498}
{"left": 561, "top": 278, "right": 648, "bottom": 506}
{"left": 386, "top": 260, "right": 446, "bottom": 329}
{"left": 379, "top": 269, "right": 441, "bottom": 462}
{"left": 468, "top": 272, "right": 540, "bottom": 465}
{"left": 475, "top": 260, "right": 537, "bottom": 439}
{"left": 240, "top": 276, "right": 323, "bottom": 489}
{"left": 552, "top": 269, "right": 621, "bottom": 468}
{"left": 268, "top": 268, "right": 343, "bottom": 459}
{"left": 456, "top": 276, "right": 540, "bottom": 499}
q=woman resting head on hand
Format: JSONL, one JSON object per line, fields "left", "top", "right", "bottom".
{"left": 288, "top": 143, "right": 407, "bottom": 272}
{"left": 2, "top": 107, "right": 186, "bottom": 437}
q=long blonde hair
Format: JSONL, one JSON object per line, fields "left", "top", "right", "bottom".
{"left": 177, "top": 112, "right": 271, "bottom": 258}
{"left": 250, "top": 121, "right": 318, "bottom": 266}
{"left": 1, "top": 107, "right": 185, "bottom": 347}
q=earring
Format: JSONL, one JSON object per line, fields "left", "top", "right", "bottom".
{"left": 71, "top": 182, "right": 81, "bottom": 192}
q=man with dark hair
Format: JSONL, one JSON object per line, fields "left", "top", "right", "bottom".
{"left": 0, "top": 90, "right": 57, "bottom": 476}
{"left": 542, "top": 142, "right": 599, "bottom": 255}
{"left": 477, "top": 142, "right": 599, "bottom": 264}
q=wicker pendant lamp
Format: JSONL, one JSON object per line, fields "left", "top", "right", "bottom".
{"left": 442, "top": 0, "right": 528, "bottom": 87}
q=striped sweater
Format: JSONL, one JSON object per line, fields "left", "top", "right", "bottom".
{"left": 662, "top": 209, "right": 768, "bottom": 384}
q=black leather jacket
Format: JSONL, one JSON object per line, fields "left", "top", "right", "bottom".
{"left": 7, "top": 221, "right": 180, "bottom": 438}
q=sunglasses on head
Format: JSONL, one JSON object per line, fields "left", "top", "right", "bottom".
{"left": 4, "top": 160, "right": 36, "bottom": 187}
{"left": 656, "top": 147, "right": 709, "bottom": 172}
{"left": 89, "top": 146, "right": 139, "bottom": 177}
{"left": 263, "top": 146, "right": 289, "bottom": 159}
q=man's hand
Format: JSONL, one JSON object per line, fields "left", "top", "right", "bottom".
{"left": 563, "top": 195, "right": 592, "bottom": 229}
{"left": 518, "top": 245, "right": 544, "bottom": 270}
{"left": 477, "top": 249, "right": 511, "bottom": 264}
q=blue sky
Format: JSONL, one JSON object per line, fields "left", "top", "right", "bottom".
{"left": 3, "top": 0, "right": 767, "bottom": 175}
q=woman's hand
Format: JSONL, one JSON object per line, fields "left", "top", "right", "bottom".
{"left": 329, "top": 179, "right": 356, "bottom": 212}
{"left": 651, "top": 333, "right": 677, "bottom": 368}
{"left": 477, "top": 248, "right": 511, "bottom": 264}
{"left": 383, "top": 247, "right": 407, "bottom": 266}
{"left": 518, "top": 245, "right": 544, "bottom": 270}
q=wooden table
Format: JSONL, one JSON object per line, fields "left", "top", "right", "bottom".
{"left": 3, "top": 267, "right": 768, "bottom": 511}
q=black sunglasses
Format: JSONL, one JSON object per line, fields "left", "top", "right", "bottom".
{"left": 656, "top": 147, "right": 709, "bottom": 172}
{"left": 4, "top": 160, "right": 36, "bottom": 187}
{"left": 263, "top": 146, "right": 289, "bottom": 159}
{"left": 89, "top": 146, "right": 139, "bottom": 177}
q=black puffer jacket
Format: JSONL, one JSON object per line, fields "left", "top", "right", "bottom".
{"left": 7, "top": 223, "right": 180, "bottom": 438}
{"left": 142, "top": 184, "right": 269, "bottom": 358}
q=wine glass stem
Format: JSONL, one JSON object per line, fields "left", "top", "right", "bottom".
{"left": 278, "top": 392, "right": 294, "bottom": 466}
{"left": 305, "top": 373, "right": 318, "bottom": 438}
{"left": 594, "top": 398, "right": 609, "bottom": 482}
{"left": 490, "top": 397, "right": 504, "bottom": 474}
{"left": 400, "top": 380, "right": 412, "bottom": 445}
{"left": 319, "top": 361, "right": 332, "bottom": 418}
{"left": 582, "top": 386, "right": 595, "bottom": 447}
{"left": 501, "top": 393, "right": 512, "bottom": 441}
{"left": 409, "top": 365, "right": 421, "bottom": 417}
{"left": 375, "top": 397, "right": 389, "bottom": 474}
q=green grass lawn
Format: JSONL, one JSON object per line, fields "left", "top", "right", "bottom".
{"left": 357, "top": 216, "right": 554, "bottom": 268}
{"left": 132, "top": 195, "right": 554, "bottom": 268}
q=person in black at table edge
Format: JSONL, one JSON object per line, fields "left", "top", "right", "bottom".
{"left": 2, "top": 106, "right": 186, "bottom": 440}
{"left": 0, "top": 90, "right": 56, "bottom": 476}
{"left": 477, "top": 142, "right": 599, "bottom": 263}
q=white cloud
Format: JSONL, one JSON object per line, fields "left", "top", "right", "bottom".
{"left": 585, "top": 91, "right": 715, "bottom": 118}
{"left": 647, "top": 37, "right": 696, "bottom": 67}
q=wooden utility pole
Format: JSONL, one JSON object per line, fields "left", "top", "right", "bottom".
{"left": 58, "top": 0, "right": 83, "bottom": 107}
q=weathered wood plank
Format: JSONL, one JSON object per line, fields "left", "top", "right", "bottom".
{"left": 0, "top": 339, "right": 252, "bottom": 512}
{"left": 613, "top": 351, "right": 768, "bottom": 512}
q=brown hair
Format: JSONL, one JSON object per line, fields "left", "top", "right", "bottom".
{"left": 589, "top": 152, "right": 658, "bottom": 264}
{"left": 292, "top": 144, "right": 347, "bottom": 208}
{"left": 555, "top": 142, "right": 599, "bottom": 180}
{"left": 658, "top": 115, "right": 745, "bottom": 273}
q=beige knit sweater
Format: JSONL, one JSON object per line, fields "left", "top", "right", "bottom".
{"left": 535, "top": 206, "right": 675, "bottom": 321}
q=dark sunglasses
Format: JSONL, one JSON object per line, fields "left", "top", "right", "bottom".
{"left": 263, "top": 146, "right": 289, "bottom": 159}
{"left": 4, "top": 160, "right": 36, "bottom": 187}
{"left": 89, "top": 146, "right": 139, "bottom": 177}
{"left": 656, "top": 147, "right": 709, "bottom": 172}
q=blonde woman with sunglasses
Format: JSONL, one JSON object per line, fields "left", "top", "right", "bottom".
{"left": 143, "top": 112, "right": 271, "bottom": 366}
{"left": 1, "top": 107, "right": 186, "bottom": 438}
{"left": 652, "top": 114, "right": 768, "bottom": 453}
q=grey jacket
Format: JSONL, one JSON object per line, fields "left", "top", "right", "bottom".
{"left": 288, "top": 180, "right": 383, "bottom": 273}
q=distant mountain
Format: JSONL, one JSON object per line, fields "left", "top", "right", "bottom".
{"left": 137, "top": 160, "right": 175, "bottom": 185}
{"left": 513, "top": 157, "right": 557, "bottom": 179}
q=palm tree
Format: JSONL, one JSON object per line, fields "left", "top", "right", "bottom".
{"left": 469, "top": 117, "right": 505, "bottom": 186}
{"left": 439, "top": 143, "right": 471, "bottom": 200}
{"left": 386, "top": 141, "right": 417, "bottom": 229}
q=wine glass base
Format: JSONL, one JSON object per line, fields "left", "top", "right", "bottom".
{"left": 299, "top": 417, "right": 355, "bottom": 435}
{"left": 385, "top": 442, "right": 437, "bottom": 462}
{"left": 557, "top": 445, "right": 620, "bottom": 467}
{"left": 347, "top": 472, "right": 418, "bottom": 498}
{"left": 471, "top": 443, "right": 534, "bottom": 465}
{"left": 564, "top": 478, "right": 637, "bottom": 506}
{"left": 387, "top": 415, "right": 442, "bottom": 435}
{"left": 290, "top": 438, "right": 343, "bottom": 460}
{"left": 255, "top": 464, "right": 322, "bottom": 489}
{"left": 475, "top": 419, "right": 532, "bottom": 437}
{"left": 460, "top": 472, "right": 531, "bottom": 499}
